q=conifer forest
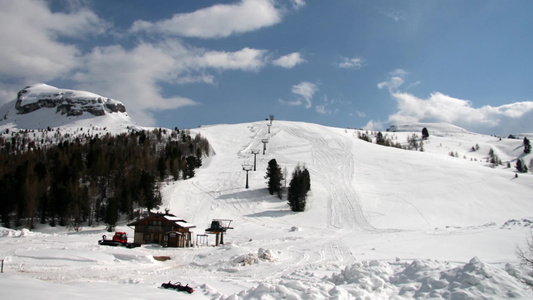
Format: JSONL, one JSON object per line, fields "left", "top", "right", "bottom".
{"left": 0, "top": 127, "right": 210, "bottom": 230}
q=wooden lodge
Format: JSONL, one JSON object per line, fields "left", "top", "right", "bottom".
{"left": 127, "top": 212, "right": 196, "bottom": 248}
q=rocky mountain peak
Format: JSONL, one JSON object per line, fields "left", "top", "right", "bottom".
{"left": 15, "top": 84, "right": 126, "bottom": 117}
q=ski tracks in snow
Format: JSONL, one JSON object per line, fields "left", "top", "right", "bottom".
{"left": 284, "top": 124, "right": 374, "bottom": 231}
{"left": 167, "top": 122, "right": 371, "bottom": 281}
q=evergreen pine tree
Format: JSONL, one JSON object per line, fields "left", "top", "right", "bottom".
{"left": 139, "top": 170, "right": 162, "bottom": 211}
{"left": 157, "top": 155, "right": 167, "bottom": 180}
{"left": 524, "top": 137, "right": 531, "bottom": 154}
{"left": 376, "top": 132, "right": 385, "bottom": 145}
{"left": 195, "top": 148, "right": 203, "bottom": 167}
{"left": 186, "top": 156, "right": 196, "bottom": 178}
{"left": 516, "top": 159, "right": 528, "bottom": 173}
{"left": 265, "top": 159, "right": 283, "bottom": 197}
{"left": 287, "top": 165, "right": 311, "bottom": 212}
{"left": 488, "top": 148, "right": 500, "bottom": 167}
{"left": 104, "top": 197, "right": 118, "bottom": 232}
{"left": 422, "top": 127, "right": 429, "bottom": 139}
{"left": 302, "top": 168, "right": 311, "bottom": 193}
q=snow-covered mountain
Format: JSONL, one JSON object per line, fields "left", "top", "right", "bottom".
{"left": 1, "top": 118, "right": 533, "bottom": 298}
{"left": 0, "top": 84, "right": 134, "bottom": 130}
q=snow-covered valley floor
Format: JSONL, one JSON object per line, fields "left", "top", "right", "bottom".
{"left": 1, "top": 120, "right": 533, "bottom": 299}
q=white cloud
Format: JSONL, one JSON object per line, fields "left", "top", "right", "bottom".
{"left": 176, "top": 74, "right": 215, "bottom": 85}
{"left": 377, "top": 69, "right": 408, "bottom": 93}
{"left": 71, "top": 43, "right": 198, "bottom": 125}
{"left": 199, "top": 47, "right": 268, "bottom": 71}
{"left": 0, "top": 0, "right": 107, "bottom": 83}
{"left": 292, "top": 82, "right": 318, "bottom": 109}
{"left": 315, "top": 105, "right": 326, "bottom": 114}
{"left": 0, "top": 0, "right": 276, "bottom": 125}
{"left": 130, "top": 0, "right": 282, "bottom": 39}
{"left": 272, "top": 52, "right": 305, "bottom": 68}
{"left": 71, "top": 40, "right": 274, "bottom": 125}
{"left": 387, "top": 91, "right": 533, "bottom": 135}
{"left": 291, "top": 0, "right": 306, "bottom": 10}
{"left": 279, "top": 81, "right": 318, "bottom": 109}
{"left": 363, "top": 120, "right": 384, "bottom": 131}
{"left": 374, "top": 69, "right": 533, "bottom": 134}
{"left": 377, "top": 77, "right": 404, "bottom": 92}
{"left": 0, "top": 85, "right": 16, "bottom": 104}
{"left": 406, "top": 81, "right": 422, "bottom": 90}
{"left": 338, "top": 57, "right": 364, "bottom": 69}
{"left": 390, "top": 69, "right": 408, "bottom": 77}
{"left": 315, "top": 95, "right": 339, "bottom": 115}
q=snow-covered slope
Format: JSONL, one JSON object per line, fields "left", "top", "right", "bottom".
{"left": 1, "top": 120, "right": 533, "bottom": 299}
{"left": 178, "top": 121, "right": 533, "bottom": 230}
{"left": 388, "top": 122, "right": 469, "bottom": 134}
{"left": 0, "top": 84, "right": 134, "bottom": 131}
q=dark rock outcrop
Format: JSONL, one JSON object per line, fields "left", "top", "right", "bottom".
{"left": 15, "top": 85, "right": 127, "bottom": 117}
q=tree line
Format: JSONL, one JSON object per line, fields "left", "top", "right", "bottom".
{"left": 0, "top": 128, "right": 210, "bottom": 231}
{"left": 358, "top": 127, "right": 430, "bottom": 151}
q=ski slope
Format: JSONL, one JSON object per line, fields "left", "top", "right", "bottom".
{"left": 1, "top": 120, "right": 533, "bottom": 299}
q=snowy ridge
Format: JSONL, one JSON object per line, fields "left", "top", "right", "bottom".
{"left": 17, "top": 83, "right": 106, "bottom": 105}
{"left": 387, "top": 122, "right": 469, "bottom": 135}
{"left": 1, "top": 120, "right": 533, "bottom": 299}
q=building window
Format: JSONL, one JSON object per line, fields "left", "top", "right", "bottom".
{"left": 143, "top": 233, "right": 151, "bottom": 242}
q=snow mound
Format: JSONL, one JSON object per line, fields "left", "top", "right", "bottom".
{"left": 0, "top": 227, "right": 43, "bottom": 238}
{"left": 227, "top": 258, "right": 531, "bottom": 299}
{"left": 330, "top": 257, "right": 530, "bottom": 299}
{"left": 258, "top": 248, "right": 278, "bottom": 262}
{"left": 232, "top": 253, "right": 259, "bottom": 266}
{"left": 232, "top": 248, "right": 278, "bottom": 266}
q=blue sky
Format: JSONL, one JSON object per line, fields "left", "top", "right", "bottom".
{"left": 1, "top": 0, "right": 532, "bottom": 134}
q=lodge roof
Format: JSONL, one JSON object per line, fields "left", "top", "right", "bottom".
{"left": 127, "top": 212, "right": 196, "bottom": 229}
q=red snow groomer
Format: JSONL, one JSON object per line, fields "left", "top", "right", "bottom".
{"left": 98, "top": 232, "right": 140, "bottom": 248}
{"left": 161, "top": 281, "right": 194, "bottom": 294}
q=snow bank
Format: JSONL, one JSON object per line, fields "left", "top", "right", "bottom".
{"left": 0, "top": 227, "right": 44, "bottom": 237}
{"left": 226, "top": 257, "right": 532, "bottom": 299}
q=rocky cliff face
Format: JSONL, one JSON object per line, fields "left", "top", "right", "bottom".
{"left": 15, "top": 84, "right": 126, "bottom": 117}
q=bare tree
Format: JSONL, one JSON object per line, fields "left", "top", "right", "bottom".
{"left": 517, "top": 233, "right": 533, "bottom": 286}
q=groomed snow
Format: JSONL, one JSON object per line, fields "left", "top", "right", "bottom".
{"left": 1, "top": 120, "right": 533, "bottom": 299}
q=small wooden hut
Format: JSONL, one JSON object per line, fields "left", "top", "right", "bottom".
{"left": 127, "top": 212, "right": 196, "bottom": 247}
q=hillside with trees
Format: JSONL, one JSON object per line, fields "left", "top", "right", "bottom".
{"left": 0, "top": 128, "right": 210, "bottom": 231}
